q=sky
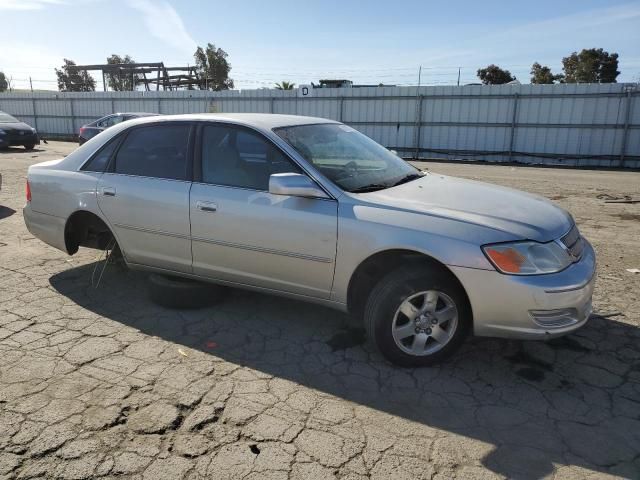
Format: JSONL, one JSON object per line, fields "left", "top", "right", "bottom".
{"left": 1, "top": 0, "right": 639, "bottom": 90}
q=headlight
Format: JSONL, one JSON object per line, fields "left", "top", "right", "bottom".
{"left": 482, "top": 241, "right": 572, "bottom": 275}
{"left": 0, "top": 129, "right": 5, "bottom": 135}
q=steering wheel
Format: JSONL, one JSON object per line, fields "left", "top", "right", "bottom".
{"left": 340, "top": 160, "right": 359, "bottom": 179}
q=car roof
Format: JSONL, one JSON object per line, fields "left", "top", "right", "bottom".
{"left": 124, "top": 113, "right": 339, "bottom": 130}
{"left": 114, "top": 112, "right": 159, "bottom": 117}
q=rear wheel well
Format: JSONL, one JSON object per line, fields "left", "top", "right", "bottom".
{"left": 64, "top": 211, "right": 114, "bottom": 255}
{"left": 347, "top": 249, "right": 470, "bottom": 321}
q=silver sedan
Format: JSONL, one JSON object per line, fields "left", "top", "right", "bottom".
{"left": 23, "top": 114, "right": 595, "bottom": 367}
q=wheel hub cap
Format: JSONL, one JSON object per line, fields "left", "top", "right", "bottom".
{"left": 391, "top": 290, "right": 459, "bottom": 357}
{"left": 415, "top": 315, "right": 430, "bottom": 330}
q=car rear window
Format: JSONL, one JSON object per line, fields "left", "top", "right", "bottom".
{"left": 81, "top": 137, "right": 121, "bottom": 172}
{"left": 113, "top": 124, "right": 191, "bottom": 180}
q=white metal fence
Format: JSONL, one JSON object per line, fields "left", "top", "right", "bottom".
{"left": 1, "top": 83, "right": 638, "bottom": 168}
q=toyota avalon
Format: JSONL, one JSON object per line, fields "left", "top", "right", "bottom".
{"left": 23, "top": 114, "right": 595, "bottom": 366}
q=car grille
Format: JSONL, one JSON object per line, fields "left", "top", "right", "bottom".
{"left": 560, "top": 224, "right": 584, "bottom": 260}
{"left": 7, "top": 130, "right": 36, "bottom": 142}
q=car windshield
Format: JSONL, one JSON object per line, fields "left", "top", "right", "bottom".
{"left": 0, "top": 112, "right": 19, "bottom": 123}
{"left": 274, "top": 123, "right": 422, "bottom": 192}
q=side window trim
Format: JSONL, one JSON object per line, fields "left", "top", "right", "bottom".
{"left": 194, "top": 121, "right": 334, "bottom": 199}
{"left": 105, "top": 121, "right": 196, "bottom": 181}
{"left": 106, "top": 128, "right": 131, "bottom": 173}
{"left": 186, "top": 123, "right": 196, "bottom": 182}
{"left": 193, "top": 123, "right": 204, "bottom": 183}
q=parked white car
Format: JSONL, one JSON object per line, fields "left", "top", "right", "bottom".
{"left": 24, "top": 114, "right": 595, "bottom": 366}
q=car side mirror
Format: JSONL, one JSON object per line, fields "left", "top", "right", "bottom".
{"left": 269, "top": 173, "right": 329, "bottom": 199}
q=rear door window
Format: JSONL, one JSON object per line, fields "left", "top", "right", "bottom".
{"left": 113, "top": 124, "right": 191, "bottom": 181}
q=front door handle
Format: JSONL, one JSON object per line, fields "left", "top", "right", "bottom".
{"left": 101, "top": 187, "right": 116, "bottom": 197}
{"left": 196, "top": 201, "right": 217, "bottom": 212}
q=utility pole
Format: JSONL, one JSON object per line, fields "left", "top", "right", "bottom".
{"left": 417, "top": 65, "right": 422, "bottom": 88}
{"left": 457, "top": 67, "right": 461, "bottom": 86}
{"left": 29, "top": 77, "right": 33, "bottom": 92}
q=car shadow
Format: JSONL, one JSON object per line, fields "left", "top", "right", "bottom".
{"left": 49, "top": 263, "right": 640, "bottom": 479}
{"left": 0, "top": 206, "right": 16, "bottom": 220}
{"left": 0, "top": 146, "right": 46, "bottom": 154}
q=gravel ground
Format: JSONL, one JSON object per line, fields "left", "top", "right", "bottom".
{"left": 1, "top": 142, "right": 639, "bottom": 480}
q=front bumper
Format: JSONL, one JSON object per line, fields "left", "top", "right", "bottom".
{"left": 451, "top": 239, "right": 596, "bottom": 339}
{"left": 0, "top": 132, "right": 40, "bottom": 147}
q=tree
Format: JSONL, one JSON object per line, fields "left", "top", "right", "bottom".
{"left": 477, "top": 64, "right": 516, "bottom": 85}
{"left": 562, "top": 48, "right": 620, "bottom": 83}
{"left": 530, "top": 62, "right": 564, "bottom": 84}
{"left": 275, "top": 81, "right": 295, "bottom": 90}
{"left": 106, "top": 54, "right": 137, "bottom": 91}
{"left": 193, "top": 43, "right": 234, "bottom": 91}
{"left": 0, "top": 71, "right": 8, "bottom": 92}
{"left": 55, "top": 59, "right": 96, "bottom": 92}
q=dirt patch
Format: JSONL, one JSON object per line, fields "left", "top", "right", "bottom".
{"left": 612, "top": 212, "right": 640, "bottom": 221}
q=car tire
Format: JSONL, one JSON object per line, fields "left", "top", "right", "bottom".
{"left": 364, "top": 264, "right": 471, "bottom": 367}
{"left": 148, "top": 274, "right": 224, "bottom": 309}
{"left": 24, "top": 143, "right": 35, "bottom": 150}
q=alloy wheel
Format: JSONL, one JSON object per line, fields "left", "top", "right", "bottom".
{"left": 391, "top": 290, "right": 459, "bottom": 356}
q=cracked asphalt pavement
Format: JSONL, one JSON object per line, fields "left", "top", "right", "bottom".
{"left": 1, "top": 142, "right": 639, "bottom": 479}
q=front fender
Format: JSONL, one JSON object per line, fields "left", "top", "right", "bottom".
{"left": 332, "top": 201, "right": 500, "bottom": 304}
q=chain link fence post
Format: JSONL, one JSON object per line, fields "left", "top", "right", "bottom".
{"left": 619, "top": 88, "right": 635, "bottom": 167}
{"left": 413, "top": 94, "right": 424, "bottom": 160}
{"left": 508, "top": 92, "right": 519, "bottom": 163}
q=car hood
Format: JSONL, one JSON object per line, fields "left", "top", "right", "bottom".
{"left": 358, "top": 173, "right": 573, "bottom": 242}
{"left": 0, "top": 122, "right": 34, "bottom": 132}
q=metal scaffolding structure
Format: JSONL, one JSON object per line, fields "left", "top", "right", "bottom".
{"left": 73, "top": 62, "right": 201, "bottom": 91}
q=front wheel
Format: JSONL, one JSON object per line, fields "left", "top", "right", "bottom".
{"left": 24, "top": 143, "right": 35, "bottom": 150}
{"left": 364, "top": 264, "right": 471, "bottom": 367}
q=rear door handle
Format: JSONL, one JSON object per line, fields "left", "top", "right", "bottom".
{"left": 196, "top": 201, "right": 217, "bottom": 212}
{"left": 101, "top": 187, "right": 116, "bottom": 197}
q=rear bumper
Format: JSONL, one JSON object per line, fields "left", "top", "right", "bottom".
{"left": 23, "top": 203, "right": 67, "bottom": 253}
{"left": 451, "top": 240, "right": 596, "bottom": 339}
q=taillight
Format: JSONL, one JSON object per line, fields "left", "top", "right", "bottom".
{"left": 79, "top": 127, "right": 86, "bottom": 136}
{"left": 26, "top": 179, "right": 32, "bottom": 202}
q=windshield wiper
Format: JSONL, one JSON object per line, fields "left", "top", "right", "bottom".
{"left": 391, "top": 173, "right": 424, "bottom": 187}
{"left": 349, "top": 173, "right": 423, "bottom": 193}
{"left": 348, "top": 183, "right": 389, "bottom": 193}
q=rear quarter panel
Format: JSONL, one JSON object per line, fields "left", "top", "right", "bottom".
{"left": 29, "top": 164, "right": 103, "bottom": 220}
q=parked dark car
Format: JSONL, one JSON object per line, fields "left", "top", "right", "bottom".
{"left": 78, "top": 112, "right": 158, "bottom": 145}
{"left": 0, "top": 111, "right": 40, "bottom": 150}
